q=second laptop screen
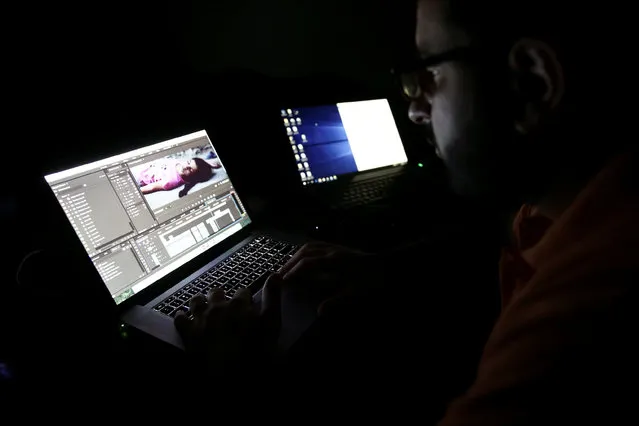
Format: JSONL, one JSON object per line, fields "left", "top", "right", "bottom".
{"left": 282, "top": 99, "right": 408, "bottom": 185}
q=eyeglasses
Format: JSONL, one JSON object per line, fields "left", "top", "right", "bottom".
{"left": 392, "top": 46, "right": 479, "bottom": 101}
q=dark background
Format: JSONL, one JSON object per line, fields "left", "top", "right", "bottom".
{"left": 4, "top": 0, "right": 430, "bottom": 257}
{"left": 1, "top": 0, "right": 501, "bottom": 389}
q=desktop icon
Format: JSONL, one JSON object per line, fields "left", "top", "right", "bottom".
{"left": 292, "top": 126, "right": 298, "bottom": 133}
{"left": 284, "top": 118, "right": 289, "bottom": 125}
{"left": 303, "top": 162, "right": 309, "bottom": 169}
{"left": 301, "top": 134, "right": 307, "bottom": 141}
{"left": 292, "top": 145, "right": 298, "bottom": 153}
{"left": 301, "top": 153, "right": 307, "bottom": 160}
{"left": 286, "top": 127, "right": 292, "bottom": 135}
{"left": 287, "top": 109, "right": 293, "bottom": 116}
{"left": 281, "top": 110, "right": 287, "bottom": 117}
{"left": 297, "top": 163, "right": 304, "bottom": 171}
{"left": 295, "top": 154, "right": 301, "bottom": 162}
{"left": 298, "top": 144, "right": 304, "bottom": 151}
{"left": 296, "top": 117, "right": 302, "bottom": 125}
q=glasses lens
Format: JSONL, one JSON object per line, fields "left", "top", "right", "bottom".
{"left": 401, "top": 72, "right": 421, "bottom": 99}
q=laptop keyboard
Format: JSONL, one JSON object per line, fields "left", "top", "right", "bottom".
{"left": 153, "top": 235, "right": 299, "bottom": 318}
{"left": 337, "top": 176, "right": 396, "bottom": 209}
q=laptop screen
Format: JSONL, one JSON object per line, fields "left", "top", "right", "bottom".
{"left": 281, "top": 98, "right": 408, "bottom": 185}
{"left": 44, "top": 130, "right": 252, "bottom": 305}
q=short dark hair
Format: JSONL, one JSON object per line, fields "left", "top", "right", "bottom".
{"left": 446, "top": 2, "right": 583, "bottom": 65}
{"left": 447, "top": 1, "right": 634, "bottom": 74}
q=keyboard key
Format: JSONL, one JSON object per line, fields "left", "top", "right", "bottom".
{"left": 168, "top": 299, "right": 182, "bottom": 308}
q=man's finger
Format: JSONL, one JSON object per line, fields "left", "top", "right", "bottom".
{"left": 189, "top": 294, "right": 208, "bottom": 317}
{"left": 232, "top": 287, "right": 253, "bottom": 303}
{"left": 277, "top": 243, "right": 325, "bottom": 278}
{"left": 208, "top": 288, "right": 226, "bottom": 304}
{"left": 282, "top": 256, "right": 324, "bottom": 282}
{"left": 228, "top": 288, "right": 252, "bottom": 311}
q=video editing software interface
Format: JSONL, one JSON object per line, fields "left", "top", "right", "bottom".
{"left": 281, "top": 98, "right": 408, "bottom": 186}
{"left": 45, "top": 130, "right": 252, "bottom": 305}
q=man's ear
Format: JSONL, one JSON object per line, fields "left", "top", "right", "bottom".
{"left": 509, "top": 38, "right": 564, "bottom": 134}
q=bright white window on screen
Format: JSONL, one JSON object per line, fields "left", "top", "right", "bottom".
{"left": 337, "top": 99, "right": 408, "bottom": 172}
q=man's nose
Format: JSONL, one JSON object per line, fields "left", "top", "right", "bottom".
{"left": 408, "top": 98, "right": 431, "bottom": 125}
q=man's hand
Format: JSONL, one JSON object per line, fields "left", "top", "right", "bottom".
{"left": 279, "top": 242, "right": 379, "bottom": 316}
{"left": 174, "top": 274, "right": 282, "bottom": 376}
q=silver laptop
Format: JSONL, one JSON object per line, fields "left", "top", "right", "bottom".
{"left": 280, "top": 98, "right": 409, "bottom": 209}
{"left": 44, "top": 130, "right": 315, "bottom": 350}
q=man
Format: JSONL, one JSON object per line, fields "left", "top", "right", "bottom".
{"left": 176, "top": 0, "right": 638, "bottom": 422}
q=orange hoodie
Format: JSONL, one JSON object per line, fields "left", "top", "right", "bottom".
{"left": 439, "top": 150, "right": 639, "bottom": 425}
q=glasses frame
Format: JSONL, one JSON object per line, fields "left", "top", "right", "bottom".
{"left": 391, "top": 46, "right": 481, "bottom": 101}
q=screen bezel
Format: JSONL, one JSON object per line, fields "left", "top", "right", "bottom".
{"left": 279, "top": 98, "right": 409, "bottom": 187}
{"left": 42, "top": 129, "right": 256, "bottom": 312}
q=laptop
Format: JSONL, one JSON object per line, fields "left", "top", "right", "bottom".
{"left": 43, "top": 129, "right": 315, "bottom": 351}
{"left": 280, "top": 98, "right": 409, "bottom": 210}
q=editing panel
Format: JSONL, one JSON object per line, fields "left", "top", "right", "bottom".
{"left": 92, "top": 243, "right": 146, "bottom": 296}
{"left": 53, "top": 170, "right": 135, "bottom": 256}
{"left": 106, "top": 164, "right": 157, "bottom": 233}
{"left": 133, "top": 194, "right": 242, "bottom": 270}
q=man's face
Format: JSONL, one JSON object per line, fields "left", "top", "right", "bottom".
{"left": 411, "top": 0, "right": 536, "bottom": 207}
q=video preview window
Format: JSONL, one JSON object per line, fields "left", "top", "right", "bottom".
{"left": 129, "top": 144, "right": 228, "bottom": 212}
